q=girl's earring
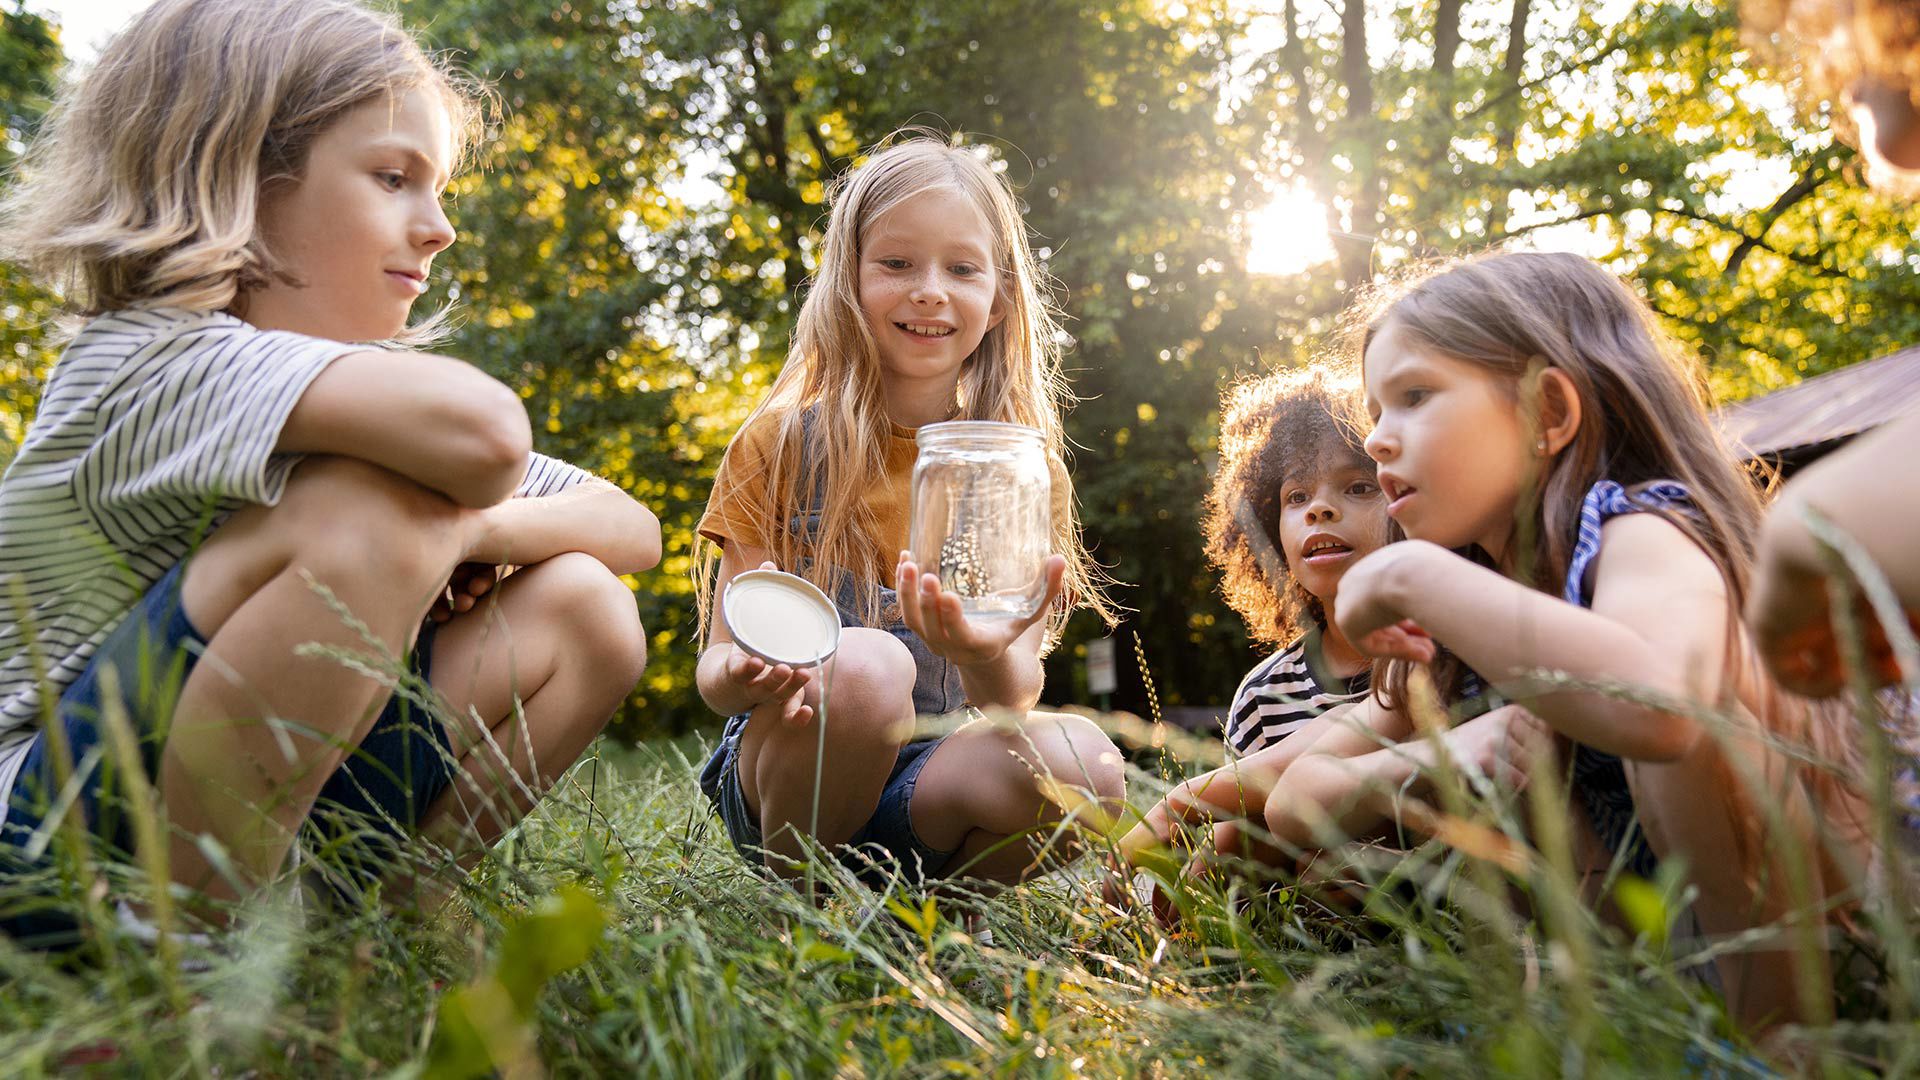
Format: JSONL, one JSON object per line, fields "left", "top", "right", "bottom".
{"left": 1536, "top": 440, "right": 1549, "bottom": 455}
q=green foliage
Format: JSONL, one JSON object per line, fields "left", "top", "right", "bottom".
{"left": 4, "top": 1, "right": 1917, "bottom": 724}
{"left": 0, "top": 736, "right": 1908, "bottom": 1075}
{"left": 425, "top": 884, "right": 609, "bottom": 1079}
{"left": 0, "top": 1, "right": 62, "bottom": 472}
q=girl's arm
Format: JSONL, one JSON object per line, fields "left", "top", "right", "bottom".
{"left": 465, "top": 477, "right": 661, "bottom": 574}
{"left": 1337, "top": 519, "right": 1732, "bottom": 762}
{"left": 896, "top": 552, "right": 1067, "bottom": 712}
{"left": 1262, "top": 703, "right": 1548, "bottom": 849}
{"left": 1117, "top": 706, "right": 1352, "bottom": 864}
{"left": 694, "top": 541, "right": 814, "bottom": 720}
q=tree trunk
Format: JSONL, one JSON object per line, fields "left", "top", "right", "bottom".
{"left": 1336, "top": 0, "right": 1380, "bottom": 287}
{"left": 1434, "top": 0, "right": 1463, "bottom": 80}
{"left": 1486, "top": 0, "right": 1533, "bottom": 237}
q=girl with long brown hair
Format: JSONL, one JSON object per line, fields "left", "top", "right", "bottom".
{"left": 1261, "top": 251, "right": 1868, "bottom": 1028}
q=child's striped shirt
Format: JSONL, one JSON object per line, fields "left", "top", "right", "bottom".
{"left": 1224, "top": 626, "right": 1370, "bottom": 756}
{"left": 0, "top": 308, "right": 589, "bottom": 809}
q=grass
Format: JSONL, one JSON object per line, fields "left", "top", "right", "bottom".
{"left": 4, "top": 507, "right": 1919, "bottom": 1076}
{"left": 2, "top": 720, "right": 1912, "bottom": 1079}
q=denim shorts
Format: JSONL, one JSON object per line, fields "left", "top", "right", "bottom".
{"left": 0, "top": 560, "right": 454, "bottom": 946}
{"left": 698, "top": 711, "right": 958, "bottom": 886}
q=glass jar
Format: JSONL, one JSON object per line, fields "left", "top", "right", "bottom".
{"left": 908, "top": 420, "right": 1052, "bottom": 624}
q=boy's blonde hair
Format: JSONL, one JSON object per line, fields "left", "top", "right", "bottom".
{"left": 698, "top": 131, "right": 1116, "bottom": 649}
{"left": 0, "top": 0, "right": 483, "bottom": 326}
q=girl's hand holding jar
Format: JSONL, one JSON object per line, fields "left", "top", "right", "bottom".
{"left": 896, "top": 551, "right": 1065, "bottom": 666}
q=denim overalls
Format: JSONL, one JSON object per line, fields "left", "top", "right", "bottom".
{"left": 699, "top": 409, "right": 969, "bottom": 881}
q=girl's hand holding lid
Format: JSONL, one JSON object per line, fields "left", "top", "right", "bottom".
{"left": 722, "top": 560, "right": 817, "bottom": 723}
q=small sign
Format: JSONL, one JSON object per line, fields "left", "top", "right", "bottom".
{"left": 1086, "top": 637, "right": 1117, "bottom": 696}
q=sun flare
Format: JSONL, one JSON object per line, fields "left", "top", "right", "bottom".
{"left": 1245, "top": 184, "right": 1337, "bottom": 277}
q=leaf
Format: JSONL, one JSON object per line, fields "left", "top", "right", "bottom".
{"left": 1613, "top": 874, "right": 1673, "bottom": 950}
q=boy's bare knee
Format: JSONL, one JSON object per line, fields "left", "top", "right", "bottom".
{"left": 528, "top": 552, "right": 647, "bottom": 686}
{"left": 279, "top": 457, "right": 467, "bottom": 582}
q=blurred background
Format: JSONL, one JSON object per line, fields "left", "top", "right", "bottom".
{"left": 5, "top": 0, "right": 1918, "bottom": 737}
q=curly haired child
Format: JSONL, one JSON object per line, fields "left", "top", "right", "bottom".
{"left": 1113, "top": 367, "right": 1391, "bottom": 885}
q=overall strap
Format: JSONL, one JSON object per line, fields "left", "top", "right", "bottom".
{"left": 1559, "top": 477, "right": 1693, "bottom": 882}
{"left": 1563, "top": 479, "right": 1694, "bottom": 606}
{"left": 796, "top": 404, "right": 827, "bottom": 514}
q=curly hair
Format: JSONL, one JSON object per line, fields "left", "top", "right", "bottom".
{"left": 1204, "top": 365, "right": 1371, "bottom": 648}
{"left": 1745, "top": 0, "right": 1920, "bottom": 146}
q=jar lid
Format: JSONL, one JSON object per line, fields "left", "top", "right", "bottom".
{"left": 914, "top": 419, "right": 1044, "bottom": 448}
{"left": 722, "top": 569, "right": 841, "bottom": 667}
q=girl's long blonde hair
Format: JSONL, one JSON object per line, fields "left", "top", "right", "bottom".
{"left": 697, "top": 132, "right": 1116, "bottom": 649}
{"left": 0, "top": 0, "right": 483, "bottom": 333}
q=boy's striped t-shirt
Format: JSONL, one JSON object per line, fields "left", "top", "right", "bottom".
{"left": 0, "top": 307, "right": 591, "bottom": 815}
{"left": 1224, "top": 626, "right": 1371, "bottom": 757}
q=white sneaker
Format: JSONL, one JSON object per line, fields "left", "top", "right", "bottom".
{"left": 114, "top": 900, "right": 216, "bottom": 972}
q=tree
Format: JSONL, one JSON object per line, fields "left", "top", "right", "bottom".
{"left": 8, "top": 0, "right": 1913, "bottom": 730}
{"left": 0, "top": 1, "right": 62, "bottom": 470}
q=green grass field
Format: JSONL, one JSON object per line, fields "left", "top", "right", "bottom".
{"left": 4, "top": 719, "right": 1917, "bottom": 1079}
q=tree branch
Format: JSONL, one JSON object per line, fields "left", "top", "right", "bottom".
{"left": 1724, "top": 151, "right": 1852, "bottom": 276}
{"left": 1655, "top": 204, "right": 1857, "bottom": 280}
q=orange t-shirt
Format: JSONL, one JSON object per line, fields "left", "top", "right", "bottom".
{"left": 698, "top": 409, "right": 1073, "bottom": 584}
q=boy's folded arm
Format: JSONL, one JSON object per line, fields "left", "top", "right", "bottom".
{"left": 276, "top": 349, "right": 533, "bottom": 507}
{"left": 465, "top": 478, "right": 660, "bottom": 574}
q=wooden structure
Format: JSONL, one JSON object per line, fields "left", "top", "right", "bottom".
{"left": 1718, "top": 347, "right": 1920, "bottom": 474}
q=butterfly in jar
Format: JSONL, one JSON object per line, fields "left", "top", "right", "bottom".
{"left": 938, "top": 526, "right": 990, "bottom": 598}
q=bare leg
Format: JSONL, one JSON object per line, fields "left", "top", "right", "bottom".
{"left": 414, "top": 552, "right": 646, "bottom": 862}
{"left": 911, "top": 711, "right": 1125, "bottom": 884}
{"left": 1627, "top": 720, "right": 1831, "bottom": 1029}
{"left": 165, "top": 458, "right": 469, "bottom": 915}
{"left": 734, "top": 627, "right": 917, "bottom": 873}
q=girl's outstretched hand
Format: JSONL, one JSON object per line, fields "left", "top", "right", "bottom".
{"left": 1334, "top": 543, "right": 1440, "bottom": 663}
{"left": 895, "top": 551, "right": 1067, "bottom": 667}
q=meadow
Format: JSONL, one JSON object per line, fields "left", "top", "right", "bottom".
{"left": 4, "top": 675, "right": 1914, "bottom": 1078}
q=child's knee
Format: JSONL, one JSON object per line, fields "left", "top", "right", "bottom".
{"left": 818, "top": 627, "right": 916, "bottom": 738}
{"left": 274, "top": 457, "right": 467, "bottom": 583}
{"left": 525, "top": 552, "right": 647, "bottom": 687}
{"left": 1025, "top": 713, "right": 1126, "bottom": 802}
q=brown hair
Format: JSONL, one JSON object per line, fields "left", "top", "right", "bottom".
{"left": 0, "top": 0, "right": 485, "bottom": 332}
{"left": 1350, "top": 251, "right": 1861, "bottom": 859}
{"left": 695, "top": 131, "right": 1117, "bottom": 649}
{"left": 1205, "top": 366, "right": 1372, "bottom": 647}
